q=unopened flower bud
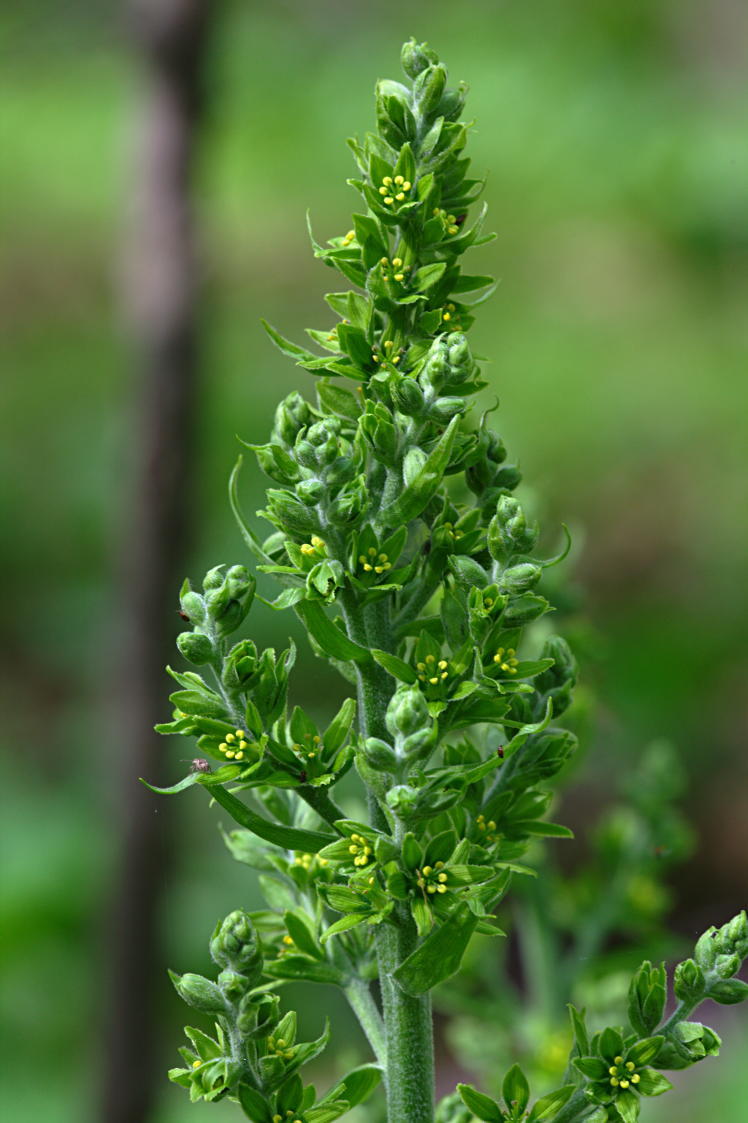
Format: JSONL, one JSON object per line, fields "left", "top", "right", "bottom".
{"left": 210, "top": 910, "right": 263, "bottom": 982}
{"left": 499, "top": 563, "right": 542, "bottom": 593}
{"left": 176, "top": 631, "right": 214, "bottom": 665}
{"left": 361, "top": 737, "right": 398, "bottom": 770}
{"left": 386, "top": 684, "right": 430, "bottom": 738}
{"left": 296, "top": 478, "right": 325, "bottom": 506}
{"left": 488, "top": 496, "right": 539, "bottom": 560}
{"left": 170, "top": 971, "right": 227, "bottom": 1015}
{"left": 218, "top": 968, "right": 250, "bottom": 1002}
{"left": 386, "top": 784, "right": 420, "bottom": 817}
{"left": 414, "top": 64, "right": 446, "bottom": 114}
{"left": 674, "top": 958, "right": 705, "bottom": 1003}
{"left": 401, "top": 38, "right": 439, "bottom": 79}
{"left": 392, "top": 376, "right": 425, "bottom": 417}
{"left": 274, "top": 391, "right": 312, "bottom": 446}
{"left": 431, "top": 396, "right": 465, "bottom": 422}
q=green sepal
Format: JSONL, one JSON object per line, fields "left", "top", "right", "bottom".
{"left": 526, "top": 1085, "right": 575, "bottom": 1122}
{"left": 457, "top": 1084, "right": 503, "bottom": 1123}
{"left": 502, "top": 1063, "right": 529, "bottom": 1114}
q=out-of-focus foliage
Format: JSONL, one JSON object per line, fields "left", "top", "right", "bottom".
{"left": 1, "top": 2, "right": 746, "bottom": 1122}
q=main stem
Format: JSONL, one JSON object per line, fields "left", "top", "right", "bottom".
{"left": 341, "top": 593, "right": 435, "bottom": 1123}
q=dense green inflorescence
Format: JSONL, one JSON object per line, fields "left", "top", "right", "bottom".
{"left": 149, "top": 39, "right": 747, "bottom": 1123}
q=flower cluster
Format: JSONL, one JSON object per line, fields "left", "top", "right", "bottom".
{"left": 151, "top": 38, "right": 747, "bottom": 1123}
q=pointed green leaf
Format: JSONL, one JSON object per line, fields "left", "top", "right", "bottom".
{"left": 393, "top": 903, "right": 477, "bottom": 996}
{"left": 371, "top": 648, "right": 418, "bottom": 683}
{"left": 203, "top": 783, "right": 334, "bottom": 852}
{"left": 296, "top": 602, "right": 371, "bottom": 663}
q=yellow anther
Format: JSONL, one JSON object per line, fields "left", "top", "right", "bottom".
{"left": 349, "top": 845, "right": 359, "bottom": 854}
{"left": 442, "top": 312, "right": 451, "bottom": 321}
{"left": 383, "top": 176, "right": 392, "bottom": 185}
{"left": 440, "top": 671, "right": 448, "bottom": 680}
{"left": 368, "top": 547, "right": 377, "bottom": 556}
{"left": 192, "top": 1059, "right": 201, "bottom": 1068}
{"left": 394, "top": 174, "right": 404, "bottom": 185}
{"left": 235, "top": 751, "right": 244, "bottom": 761}
{"left": 379, "top": 553, "right": 389, "bottom": 562}
{"left": 219, "top": 742, "right": 228, "bottom": 752}
{"left": 425, "top": 654, "right": 435, "bottom": 663}
{"left": 384, "top": 340, "right": 394, "bottom": 350}
{"left": 311, "top": 535, "right": 324, "bottom": 548}
{"left": 394, "top": 272, "right": 404, "bottom": 281}
{"left": 427, "top": 885, "right": 437, "bottom": 894}
{"left": 375, "top": 566, "right": 384, "bottom": 574}
{"left": 614, "top": 1056, "right": 624, "bottom": 1065}
{"left": 363, "top": 563, "right": 373, "bottom": 572}
{"left": 631, "top": 1074, "right": 640, "bottom": 1084}
{"left": 416, "top": 877, "right": 425, "bottom": 889}
{"left": 477, "top": 814, "right": 485, "bottom": 821}
{"left": 235, "top": 729, "right": 245, "bottom": 738}
{"left": 448, "top": 225, "right": 458, "bottom": 235}
{"left": 610, "top": 1077, "right": 619, "bottom": 1087}
{"left": 395, "top": 192, "right": 405, "bottom": 201}
{"left": 300, "top": 543, "right": 315, "bottom": 555}
{"left": 619, "top": 1080, "right": 630, "bottom": 1089}
{"left": 380, "top": 256, "right": 389, "bottom": 265}
{"left": 422, "top": 866, "right": 433, "bottom": 876}
{"left": 392, "top": 257, "right": 402, "bottom": 267}
{"left": 609, "top": 1067, "right": 618, "bottom": 1076}
{"left": 416, "top": 662, "right": 425, "bottom": 671}
{"left": 383, "top": 196, "right": 394, "bottom": 205}
{"left": 225, "top": 750, "right": 235, "bottom": 759}
{"left": 392, "top": 355, "right": 400, "bottom": 363}
{"left": 379, "top": 186, "right": 388, "bottom": 195}
{"left": 437, "top": 873, "right": 448, "bottom": 883}
{"left": 276, "top": 1038, "right": 286, "bottom": 1048}
{"left": 438, "top": 660, "right": 448, "bottom": 669}
{"left": 435, "top": 861, "right": 444, "bottom": 868}
{"left": 429, "top": 676, "right": 438, "bottom": 684}
{"left": 402, "top": 180, "right": 411, "bottom": 190}
{"left": 625, "top": 1062, "right": 635, "bottom": 1072}
{"left": 225, "top": 733, "right": 235, "bottom": 743}
{"left": 368, "top": 876, "right": 375, "bottom": 885}
{"left": 273, "top": 1115, "right": 283, "bottom": 1123}
{"left": 437, "top": 883, "right": 447, "bottom": 893}
{"left": 488, "top": 820, "right": 496, "bottom": 831}
{"left": 359, "top": 554, "right": 367, "bottom": 563}
{"left": 282, "top": 937, "right": 293, "bottom": 947}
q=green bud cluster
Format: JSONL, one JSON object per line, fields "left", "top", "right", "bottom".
{"left": 149, "top": 38, "right": 745, "bottom": 1123}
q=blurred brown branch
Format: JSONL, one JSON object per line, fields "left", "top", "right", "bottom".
{"left": 100, "top": 3, "right": 214, "bottom": 1121}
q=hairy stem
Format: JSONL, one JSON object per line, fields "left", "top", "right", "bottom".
{"left": 297, "top": 785, "right": 345, "bottom": 829}
{"left": 343, "top": 976, "right": 387, "bottom": 1066}
{"left": 341, "top": 592, "right": 435, "bottom": 1123}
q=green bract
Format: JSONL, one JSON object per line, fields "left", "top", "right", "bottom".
{"left": 146, "top": 39, "right": 746, "bottom": 1123}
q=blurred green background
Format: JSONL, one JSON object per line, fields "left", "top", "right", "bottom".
{"left": 1, "top": 1, "right": 746, "bottom": 1121}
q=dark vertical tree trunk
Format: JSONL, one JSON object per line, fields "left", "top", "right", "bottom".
{"left": 100, "top": 3, "right": 212, "bottom": 1121}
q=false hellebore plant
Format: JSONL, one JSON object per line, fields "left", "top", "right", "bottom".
{"left": 146, "top": 39, "right": 747, "bottom": 1123}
